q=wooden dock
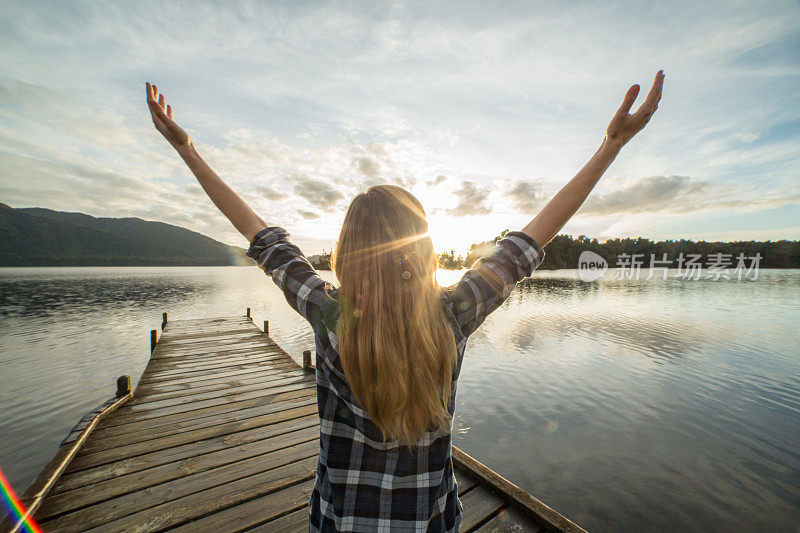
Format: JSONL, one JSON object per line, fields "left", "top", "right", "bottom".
{"left": 4, "top": 312, "right": 586, "bottom": 532}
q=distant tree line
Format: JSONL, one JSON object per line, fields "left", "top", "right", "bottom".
{"left": 445, "top": 231, "right": 800, "bottom": 270}
{"left": 535, "top": 234, "right": 799, "bottom": 270}
{"left": 309, "top": 233, "right": 800, "bottom": 271}
{"left": 310, "top": 250, "right": 333, "bottom": 270}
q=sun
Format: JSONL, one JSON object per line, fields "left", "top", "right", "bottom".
{"left": 427, "top": 217, "right": 466, "bottom": 257}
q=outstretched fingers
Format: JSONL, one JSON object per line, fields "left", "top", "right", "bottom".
{"left": 146, "top": 81, "right": 170, "bottom": 123}
{"left": 634, "top": 70, "right": 664, "bottom": 119}
{"left": 616, "top": 84, "right": 640, "bottom": 117}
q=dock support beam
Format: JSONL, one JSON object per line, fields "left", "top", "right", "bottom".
{"left": 303, "top": 349, "right": 312, "bottom": 370}
{"left": 161, "top": 312, "right": 168, "bottom": 330}
{"left": 246, "top": 307, "right": 251, "bottom": 319}
{"left": 150, "top": 329, "right": 157, "bottom": 353}
{"left": 264, "top": 320, "right": 269, "bottom": 336}
{"left": 116, "top": 375, "right": 131, "bottom": 398}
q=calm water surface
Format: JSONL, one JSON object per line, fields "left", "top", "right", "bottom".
{"left": 1, "top": 266, "right": 798, "bottom": 532}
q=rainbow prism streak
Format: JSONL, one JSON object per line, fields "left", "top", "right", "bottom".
{"left": 0, "top": 466, "right": 42, "bottom": 533}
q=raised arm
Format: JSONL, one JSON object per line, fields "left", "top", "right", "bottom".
{"left": 146, "top": 82, "right": 267, "bottom": 242}
{"left": 522, "top": 70, "right": 665, "bottom": 246}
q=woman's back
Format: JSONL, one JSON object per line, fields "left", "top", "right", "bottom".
{"left": 246, "top": 226, "right": 544, "bottom": 532}
{"left": 311, "top": 286, "right": 461, "bottom": 530}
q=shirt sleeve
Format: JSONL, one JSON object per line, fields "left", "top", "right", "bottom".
{"left": 442, "top": 230, "right": 545, "bottom": 339}
{"left": 246, "top": 226, "right": 335, "bottom": 330}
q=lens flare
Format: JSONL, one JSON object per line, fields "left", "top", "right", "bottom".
{"left": 0, "top": 467, "right": 42, "bottom": 533}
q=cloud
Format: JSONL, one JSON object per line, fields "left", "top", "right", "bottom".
{"left": 427, "top": 175, "right": 447, "bottom": 186}
{"left": 446, "top": 180, "right": 492, "bottom": 217}
{"left": 354, "top": 156, "right": 380, "bottom": 176}
{"left": 253, "top": 185, "right": 289, "bottom": 201}
{"left": 579, "top": 175, "right": 800, "bottom": 216}
{"left": 580, "top": 176, "right": 708, "bottom": 216}
{"left": 506, "top": 179, "right": 547, "bottom": 213}
{"left": 291, "top": 174, "right": 344, "bottom": 211}
{"left": 298, "top": 209, "right": 320, "bottom": 220}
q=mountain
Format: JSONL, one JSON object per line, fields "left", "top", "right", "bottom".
{"left": 0, "top": 203, "right": 251, "bottom": 266}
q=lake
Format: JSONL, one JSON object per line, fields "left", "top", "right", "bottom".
{"left": 0, "top": 266, "right": 798, "bottom": 531}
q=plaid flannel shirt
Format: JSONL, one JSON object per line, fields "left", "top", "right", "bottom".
{"left": 246, "top": 227, "right": 545, "bottom": 532}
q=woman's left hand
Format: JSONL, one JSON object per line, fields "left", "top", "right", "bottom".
{"left": 146, "top": 82, "right": 192, "bottom": 152}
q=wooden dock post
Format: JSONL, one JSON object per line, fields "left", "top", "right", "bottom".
{"left": 161, "top": 312, "right": 168, "bottom": 330}
{"left": 150, "top": 329, "right": 157, "bottom": 353}
{"left": 116, "top": 375, "right": 131, "bottom": 398}
{"left": 303, "top": 349, "right": 312, "bottom": 370}
{"left": 246, "top": 307, "right": 251, "bottom": 319}
{"left": 263, "top": 320, "right": 269, "bottom": 336}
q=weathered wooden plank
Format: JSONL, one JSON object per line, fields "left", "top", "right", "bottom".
{"left": 144, "top": 348, "right": 286, "bottom": 369}
{"left": 97, "top": 380, "right": 316, "bottom": 427}
{"left": 159, "top": 316, "right": 250, "bottom": 328}
{"left": 139, "top": 352, "right": 292, "bottom": 378}
{"left": 130, "top": 367, "right": 301, "bottom": 403}
{"left": 150, "top": 343, "right": 284, "bottom": 363}
{"left": 86, "top": 397, "right": 317, "bottom": 450}
{"left": 39, "top": 439, "right": 319, "bottom": 524}
{"left": 151, "top": 341, "right": 285, "bottom": 360}
{"left": 244, "top": 506, "right": 308, "bottom": 532}
{"left": 135, "top": 358, "right": 299, "bottom": 387}
{"left": 64, "top": 415, "right": 318, "bottom": 478}
{"left": 50, "top": 456, "right": 319, "bottom": 532}
{"left": 455, "top": 469, "right": 479, "bottom": 495}
{"left": 144, "top": 351, "right": 289, "bottom": 371}
{"left": 90, "top": 388, "right": 316, "bottom": 439}
{"left": 124, "top": 374, "right": 312, "bottom": 412}
{"left": 53, "top": 425, "right": 320, "bottom": 496}
{"left": 154, "top": 328, "right": 268, "bottom": 343}
{"left": 170, "top": 478, "right": 316, "bottom": 533}
{"left": 153, "top": 333, "right": 277, "bottom": 349}
{"left": 155, "top": 331, "right": 264, "bottom": 346}
{"left": 459, "top": 485, "right": 508, "bottom": 530}
{"left": 475, "top": 505, "right": 542, "bottom": 532}
{"left": 133, "top": 365, "right": 295, "bottom": 394}
{"left": 138, "top": 357, "right": 297, "bottom": 381}
{"left": 71, "top": 405, "right": 318, "bottom": 470}
{"left": 78, "top": 402, "right": 319, "bottom": 458}
{"left": 147, "top": 351, "right": 289, "bottom": 370}
{"left": 144, "top": 352, "right": 294, "bottom": 374}
{"left": 153, "top": 327, "right": 256, "bottom": 342}
{"left": 154, "top": 337, "right": 272, "bottom": 354}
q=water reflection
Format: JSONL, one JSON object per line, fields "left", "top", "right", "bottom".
{"left": 1, "top": 276, "right": 211, "bottom": 317}
{"left": 0, "top": 267, "right": 798, "bottom": 532}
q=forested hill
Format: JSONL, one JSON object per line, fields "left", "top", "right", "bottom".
{"left": 0, "top": 203, "right": 250, "bottom": 266}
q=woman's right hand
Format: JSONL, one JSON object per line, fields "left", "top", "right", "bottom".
{"left": 605, "top": 70, "right": 665, "bottom": 151}
{"left": 146, "top": 82, "right": 192, "bottom": 153}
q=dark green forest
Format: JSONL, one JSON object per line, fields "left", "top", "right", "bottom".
{"left": 439, "top": 230, "right": 800, "bottom": 270}
{"left": 0, "top": 203, "right": 249, "bottom": 266}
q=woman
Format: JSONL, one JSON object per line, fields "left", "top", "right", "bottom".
{"left": 146, "top": 70, "right": 663, "bottom": 532}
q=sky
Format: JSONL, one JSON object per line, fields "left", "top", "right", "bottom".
{"left": 1, "top": 0, "right": 798, "bottom": 255}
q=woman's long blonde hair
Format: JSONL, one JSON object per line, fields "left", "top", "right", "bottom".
{"left": 332, "top": 184, "right": 457, "bottom": 447}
